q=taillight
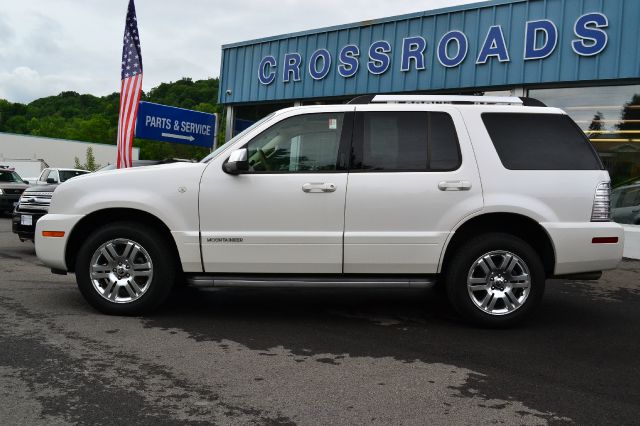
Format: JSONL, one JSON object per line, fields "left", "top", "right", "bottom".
{"left": 591, "top": 182, "right": 611, "bottom": 222}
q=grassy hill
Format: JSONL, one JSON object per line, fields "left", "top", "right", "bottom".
{"left": 0, "top": 78, "right": 221, "bottom": 161}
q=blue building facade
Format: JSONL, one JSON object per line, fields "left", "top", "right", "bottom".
{"left": 218, "top": 0, "right": 640, "bottom": 232}
{"left": 219, "top": 0, "right": 639, "bottom": 106}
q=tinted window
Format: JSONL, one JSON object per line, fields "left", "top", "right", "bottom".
{"left": 0, "top": 171, "right": 22, "bottom": 182}
{"left": 246, "top": 113, "right": 345, "bottom": 173}
{"left": 59, "top": 170, "right": 89, "bottom": 182}
{"left": 482, "top": 113, "right": 602, "bottom": 170}
{"left": 352, "top": 111, "right": 460, "bottom": 171}
{"left": 617, "top": 187, "right": 640, "bottom": 208}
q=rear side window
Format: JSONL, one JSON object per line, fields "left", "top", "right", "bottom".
{"left": 482, "top": 113, "right": 602, "bottom": 170}
{"left": 352, "top": 111, "right": 461, "bottom": 171}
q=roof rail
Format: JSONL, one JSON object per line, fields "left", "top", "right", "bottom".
{"left": 371, "top": 95, "right": 524, "bottom": 105}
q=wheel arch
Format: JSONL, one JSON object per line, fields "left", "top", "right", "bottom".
{"left": 65, "top": 208, "right": 181, "bottom": 273}
{"left": 440, "top": 212, "right": 556, "bottom": 277}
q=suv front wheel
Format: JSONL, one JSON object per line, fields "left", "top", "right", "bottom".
{"left": 75, "top": 222, "right": 176, "bottom": 315}
{"left": 446, "top": 233, "right": 545, "bottom": 327}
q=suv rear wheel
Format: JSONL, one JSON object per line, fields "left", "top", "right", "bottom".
{"left": 446, "top": 233, "right": 545, "bottom": 327}
{"left": 75, "top": 222, "right": 176, "bottom": 315}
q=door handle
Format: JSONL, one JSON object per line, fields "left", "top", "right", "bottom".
{"left": 302, "top": 182, "right": 337, "bottom": 193}
{"left": 438, "top": 180, "right": 472, "bottom": 191}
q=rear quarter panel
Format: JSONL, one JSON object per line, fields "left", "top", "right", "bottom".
{"left": 459, "top": 107, "right": 609, "bottom": 224}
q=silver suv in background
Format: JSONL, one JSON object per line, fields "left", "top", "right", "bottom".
{"left": 612, "top": 182, "right": 640, "bottom": 225}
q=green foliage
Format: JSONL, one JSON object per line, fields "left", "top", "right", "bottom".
{"left": 0, "top": 77, "right": 221, "bottom": 161}
{"left": 74, "top": 147, "right": 101, "bottom": 171}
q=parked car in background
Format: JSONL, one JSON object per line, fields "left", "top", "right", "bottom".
{"left": 0, "top": 166, "right": 29, "bottom": 215}
{"left": 612, "top": 182, "right": 640, "bottom": 225}
{"left": 13, "top": 169, "right": 89, "bottom": 241}
{"left": 34, "top": 168, "right": 90, "bottom": 185}
{"left": 0, "top": 159, "right": 49, "bottom": 184}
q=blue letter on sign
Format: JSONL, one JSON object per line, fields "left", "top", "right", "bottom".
{"left": 309, "top": 49, "right": 331, "bottom": 80}
{"left": 437, "top": 30, "right": 468, "bottom": 67}
{"left": 258, "top": 56, "right": 276, "bottom": 85}
{"left": 524, "top": 20, "right": 558, "bottom": 60}
{"left": 338, "top": 45, "right": 360, "bottom": 78}
{"left": 572, "top": 12, "right": 609, "bottom": 56}
{"left": 401, "top": 36, "right": 426, "bottom": 72}
{"left": 477, "top": 25, "right": 510, "bottom": 64}
{"left": 283, "top": 53, "right": 302, "bottom": 83}
{"left": 368, "top": 40, "right": 391, "bottom": 75}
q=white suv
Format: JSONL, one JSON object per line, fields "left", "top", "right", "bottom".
{"left": 35, "top": 95, "right": 624, "bottom": 326}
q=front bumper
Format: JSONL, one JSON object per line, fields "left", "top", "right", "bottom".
{"left": 12, "top": 210, "right": 47, "bottom": 240}
{"left": 0, "top": 195, "right": 20, "bottom": 213}
{"left": 543, "top": 222, "right": 625, "bottom": 275}
{"left": 35, "top": 213, "right": 85, "bottom": 271}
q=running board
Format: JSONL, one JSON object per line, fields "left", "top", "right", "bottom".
{"left": 185, "top": 275, "right": 436, "bottom": 289}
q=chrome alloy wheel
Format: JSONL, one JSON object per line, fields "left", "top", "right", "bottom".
{"left": 89, "top": 239, "right": 153, "bottom": 304}
{"left": 466, "top": 250, "right": 531, "bottom": 316}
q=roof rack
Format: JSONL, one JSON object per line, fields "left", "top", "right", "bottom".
{"left": 370, "top": 95, "right": 524, "bottom": 105}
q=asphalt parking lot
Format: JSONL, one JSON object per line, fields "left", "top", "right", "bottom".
{"left": 1, "top": 217, "right": 639, "bottom": 425}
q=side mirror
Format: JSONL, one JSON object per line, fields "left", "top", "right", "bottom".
{"left": 46, "top": 177, "right": 57, "bottom": 184}
{"left": 222, "top": 148, "right": 249, "bottom": 175}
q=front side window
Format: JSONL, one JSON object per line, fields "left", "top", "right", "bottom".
{"left": 40, "top": 170, "right": 50, "bottom": 182}
{"left": 352, "top": 111, "right": 461, "bottom": 172}
{"left": 245, "top": 113, "right": 345, "bottom": 173}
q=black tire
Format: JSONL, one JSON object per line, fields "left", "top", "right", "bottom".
{"left": 75, "top": 221, "right": 176, "bottom": 315}
{"left": 445, "top": 233, "right": 545, "bottom": 327}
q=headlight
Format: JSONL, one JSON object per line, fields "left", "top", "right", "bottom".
{"left": 0, "top": 188, "right": 4, "bottom": 195}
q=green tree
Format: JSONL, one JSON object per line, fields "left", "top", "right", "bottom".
{"left": 74, "top": 147, "right": 101, "bottom": 171}
{"left": 588, "top": 111, "right": 604, "bottom": 132}
{"left": 0, "top": 77, "right": 220, "bottom": 161}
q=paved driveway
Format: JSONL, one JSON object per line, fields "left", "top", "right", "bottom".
{"left": 1, "top": 217, "right": 639, "bottom": 425}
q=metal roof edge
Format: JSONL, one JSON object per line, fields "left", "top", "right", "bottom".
{"left": 220, "top": 0, "right": 526, "bottom": 49}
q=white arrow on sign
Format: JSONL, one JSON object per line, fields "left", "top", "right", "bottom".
{"left": 161, "top": 132, "right": 195, "bottom": 142}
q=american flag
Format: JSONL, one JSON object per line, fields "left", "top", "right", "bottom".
{"left": 116, "top": 0, "right": 143, "bottom": 168}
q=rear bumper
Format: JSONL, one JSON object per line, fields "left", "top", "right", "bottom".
{"left": 35, "top": 213, "right": 84, "bottom": 271}
{"left": 542, "top": 222, "right": 625, "bottom": 275}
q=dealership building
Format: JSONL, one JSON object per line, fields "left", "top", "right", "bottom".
{"left": 218, "top": 0, "right": 640, "bottom": 257}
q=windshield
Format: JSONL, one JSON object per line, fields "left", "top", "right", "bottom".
{"left": 200, "top": 113, "right": 276, "bottom": 163}
{"left": 0, "top": 170, "right": 23, "bottom": 183}
{"left": 59, "top": 170, "right": 90, "bottom": 182}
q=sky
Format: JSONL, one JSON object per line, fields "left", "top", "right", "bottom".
{"left": 0, "top": 0, "right": 480, "bottom": 103}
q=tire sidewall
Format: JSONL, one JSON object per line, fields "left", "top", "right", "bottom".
{"left": 446, "top": 233, "right": 545, "bottom": 327}
{"left": 75, "top": 222, "right": 175, "bottom": 315}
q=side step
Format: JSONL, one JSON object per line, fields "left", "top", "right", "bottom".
{"left": 185, "top": 275, "right": 436, "bottom": 289}
{"left": 551, "top": 271, "right": 602, "bottom": 281}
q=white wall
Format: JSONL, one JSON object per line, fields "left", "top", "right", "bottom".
{"left": 0, "top": 132, "right": 139, "bottom": 169}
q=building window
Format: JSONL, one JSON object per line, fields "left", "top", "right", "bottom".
{"left": 531, "top": 85, "right": 640, "bottom": 226}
